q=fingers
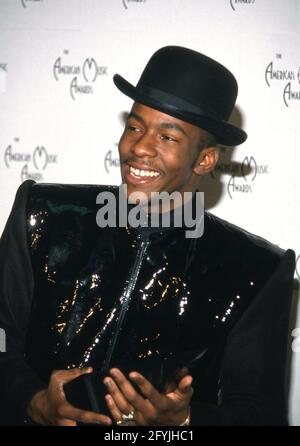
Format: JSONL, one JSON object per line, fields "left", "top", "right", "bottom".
{"left": 104, "top": 375, "right": 136, "bottom": 415}
{"left": 176, "top": 367, "right": 190, "bottom": 380}
{"left": 176, "top": 374, "right": 194, "bottom": 398}
{"left": 56, "top": 400, "right": 112, "bottom": 425}
{"left": 48, "top": 367, "right": 112, "bottom": 426}
{"left": 105, "top": 394, "right": 123, "bottom": 422}
{"left": 56, "top": 418, "right": 77, "bottom": 426}
{"left": 128, "top": 371, "right": 167, "bottom": 411}
{"left": 104, "top": 369, "right": 193, "bottom": 426}
{"left": 104, "top": 368, "right": 149, "bottom": 414}
{"left": 52, "top": 367, "right": 93, "bottom": 386}
{"left": 105, "top": 369, "right": 159, "bottom": 425}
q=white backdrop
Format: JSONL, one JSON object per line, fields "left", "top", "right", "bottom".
{"left": 0, "top": 0, "right": 299, "bottom": 425}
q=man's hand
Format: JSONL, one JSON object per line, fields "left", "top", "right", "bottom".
{"left": 103, "top": 368, "right": 193, "bottom": 426}
{"left": 27, "top": 368, "right": 112, "bottom": 426}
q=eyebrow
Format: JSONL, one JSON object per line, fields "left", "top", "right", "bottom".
{"left": 158, "top": 121, "right": 187, "bottom": 137}
{"left": 127, "top": 111, "right": 187, "bottom": 137}
{"left": 127, "top": 111, "right": 143, "bottom": 123}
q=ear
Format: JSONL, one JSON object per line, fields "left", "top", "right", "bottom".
{"left": 193, "top": 147, "right": 219, "bottom": 175}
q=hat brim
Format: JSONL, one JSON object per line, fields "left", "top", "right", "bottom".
{"left": 113, "top": 74, "right": 247, "bottom": 146}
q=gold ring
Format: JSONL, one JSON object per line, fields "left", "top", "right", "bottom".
{"left": 116, "top": 410, "right": 135, "bottom": 426}
{"left": 122, "top": 410, "right": 134, "bottom": 422}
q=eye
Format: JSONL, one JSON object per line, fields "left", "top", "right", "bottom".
{"left": 126, "top": 123, "right": 141, "bottom": 132}
{"left": 160, "top": 135, "right": 177, "bottom": 142}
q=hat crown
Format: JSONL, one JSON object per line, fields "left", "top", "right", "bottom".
{"left": 137, "top": 46, "right": 238, "bottom": 121}
{"left": 113, "top": 45, "right": 247, "bottom": 145}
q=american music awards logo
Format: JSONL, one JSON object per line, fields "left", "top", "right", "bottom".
{"left": 104, "top": 143, "right": 120, "bottom": 174}
{"left": 122, "top": 0, "right": 146, "bottom": 10}
{"left": 230, "top": 0, "right": 255, "bottom": 11}
{"left": 21, "top": 0, "right": 44, "bottom": 8}
{"left": 53, "top": 51, "right": 108, "bottom": 100}
{"left": 265, "top": 55, "right": 300, "bottom": 107}
{"left": 211, "top": 154, "right": 269, "bottom": 199}
{"left": 3, "top": 138, "right": 58, "bottom": 182}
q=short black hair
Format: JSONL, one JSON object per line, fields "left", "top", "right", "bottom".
{"left": 198, "top": 130, "right": 218, "bottom": 151}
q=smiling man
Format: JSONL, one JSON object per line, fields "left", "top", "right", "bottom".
{"left": 0, "top": 46, "right": 296, "bottom": 426}
{"left": 119, "top": 103, "right": 218, "bottom": 200}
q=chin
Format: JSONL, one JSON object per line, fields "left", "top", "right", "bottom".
{"left": 127, "top": 185, "right": 152, "bottom": 202}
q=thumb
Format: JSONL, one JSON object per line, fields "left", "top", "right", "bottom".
{"left": 59, "top": 367, "right": 93, "bottom": 385}
{"left": 177, "top": 375, "right": 193, "bottom": 397}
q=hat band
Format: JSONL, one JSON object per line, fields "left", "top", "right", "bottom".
{"left": 137, "top": 84, "right": 221, "bottom": 121}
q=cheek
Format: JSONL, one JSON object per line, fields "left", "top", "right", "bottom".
{"left": 163, "top": 152, "right": 195, "bottom": 176}
{"left": 118, "top": 133, "right": 129, "bottom": 157}
{"left": 119, "top": 131, "right": 141, "bottom": 158}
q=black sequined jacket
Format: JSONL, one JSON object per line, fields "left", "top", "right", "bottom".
{"left": 0, "top": 180, "right": 295, "bottom": 425}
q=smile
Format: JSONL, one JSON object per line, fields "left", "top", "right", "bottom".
{"left": 129, "top": 166, "right": 160, "bottom": 178}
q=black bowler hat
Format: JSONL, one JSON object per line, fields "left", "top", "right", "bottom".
{"left": 113, "top": 46, "right": 247, "bottom": 146}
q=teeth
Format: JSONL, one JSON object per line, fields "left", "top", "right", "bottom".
{"left": 130, "top": 166, "right": 160, "bottom": 178}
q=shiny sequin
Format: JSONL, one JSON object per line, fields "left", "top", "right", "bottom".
{"left": 24, "top": 183, "right": 283, "bottom": 405}
{"left": 29, "top": 211, "right": 48, "bottom": 250}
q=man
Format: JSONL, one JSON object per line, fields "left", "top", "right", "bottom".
{"left": 0, "top": 46, "right": 295, "bottom": 426}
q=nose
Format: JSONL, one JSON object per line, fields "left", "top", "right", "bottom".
{"left": 131, "top": 131, "right": 157, "bottom": 158}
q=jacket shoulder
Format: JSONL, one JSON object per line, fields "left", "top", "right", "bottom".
{"left": 25, "top": 182, "right": 117, "bottom": 254}
{"left": 27, "top": 181, "right": 118, "bottom": 213}
{"left": 204, "top": 211, "right": 286, "bottom": 268}
{"left": 192, "top": 212, "right": 295, "bottom": 334}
